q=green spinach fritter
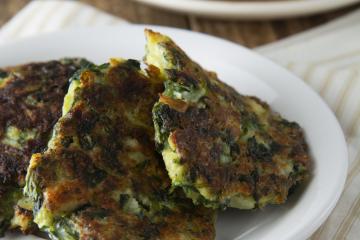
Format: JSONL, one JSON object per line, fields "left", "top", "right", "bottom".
{"left": 0, "top": 59, "right": 89, "bottom": 235}
{"left": 24, "top": 59, "right": 215, "bottom": 240}
{"left": 146, "top": 30, "right": 311, "bottom": 209}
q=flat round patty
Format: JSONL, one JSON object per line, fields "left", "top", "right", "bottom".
{"left": 146, "top": 30, "right": 311, "bottom": 209}
{"left": 25, "top": 59, "right": 215, "bottom": 240}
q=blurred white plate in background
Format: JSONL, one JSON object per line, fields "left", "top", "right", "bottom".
{"left": 134, "top": 0, "right": 360, "bottom": 19}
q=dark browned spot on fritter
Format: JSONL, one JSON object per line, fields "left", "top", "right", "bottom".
{"left": 0, "top": 61, "right": 83, "bottom": 187}
{"left": 157, "top": 68, "right": 310, "bottom": 204}
{"left": 0, "top": 60, "right": 86, "bottom": 235}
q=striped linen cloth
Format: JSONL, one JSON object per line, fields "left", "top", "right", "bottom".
{"left": 0, "top": 1, "right": 359, "bottom": 239}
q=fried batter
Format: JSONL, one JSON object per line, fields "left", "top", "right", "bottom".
{"left": 146, "top": 30, "right": 311, "bottom": 209}
{"left": 0, "top": 59, "right": 89, "bottom": 235}
{"left": 24, "top": 59, "right": 215, "bottom": 240}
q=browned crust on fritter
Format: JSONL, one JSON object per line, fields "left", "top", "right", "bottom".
{"left": 0, "top": 61, "right": 82, "bottom": 187}
{"left": 71, "top": 202, "right": 215, "bottom": 240}
{"left": 147, "top": 29, "right": 311, "bottom": 207}
{"left": 30, "top": 60, "right": 215, "bottom": 239}
{"left": 0, "top": 60, "right": 86, "bottom": 235}
{"left": 163, "top": 84, "right": 310, "bottom": 202}
{"left": 11, "top": 206, "right": 36, "bottom": 233}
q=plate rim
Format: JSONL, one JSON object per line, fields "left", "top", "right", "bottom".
{"left": 133, "top": 0, "right": 360, "bottom": 20}
{"left": 0, "top": 24, "right": 348, "bottom": 240}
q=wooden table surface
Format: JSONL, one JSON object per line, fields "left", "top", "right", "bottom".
{"left": 1, "top": 0, "right": 359, "bottom": 48}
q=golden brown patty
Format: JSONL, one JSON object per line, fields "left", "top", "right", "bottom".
{"left": 0, "top": 59, "right": 89, "bottom": 235}
{"left": 25, "top": 59, "right": 215, "bottom": 240}
{"left": 146, "top": 30, "right": 311, "bottom": 209}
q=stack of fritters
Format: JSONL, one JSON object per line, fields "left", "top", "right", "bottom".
{"left": 0, "top": 29, "right": 311, "bottom": 239}
{"left": 0, "top": 59, "right": 88, "bottom": 235}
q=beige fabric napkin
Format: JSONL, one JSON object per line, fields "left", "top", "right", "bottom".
{"left": 258, "top": 11, "right": 360, "bottom": 240}
{"left": 1, "top": 1, "right": 359, "bottom": 239}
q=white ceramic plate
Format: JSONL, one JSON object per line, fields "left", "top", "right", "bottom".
{"left": 0, "top": 25, "right": 347, "bottom": 240}
{"left": 134, "top": 0, "right": 360, "bottom": 20}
